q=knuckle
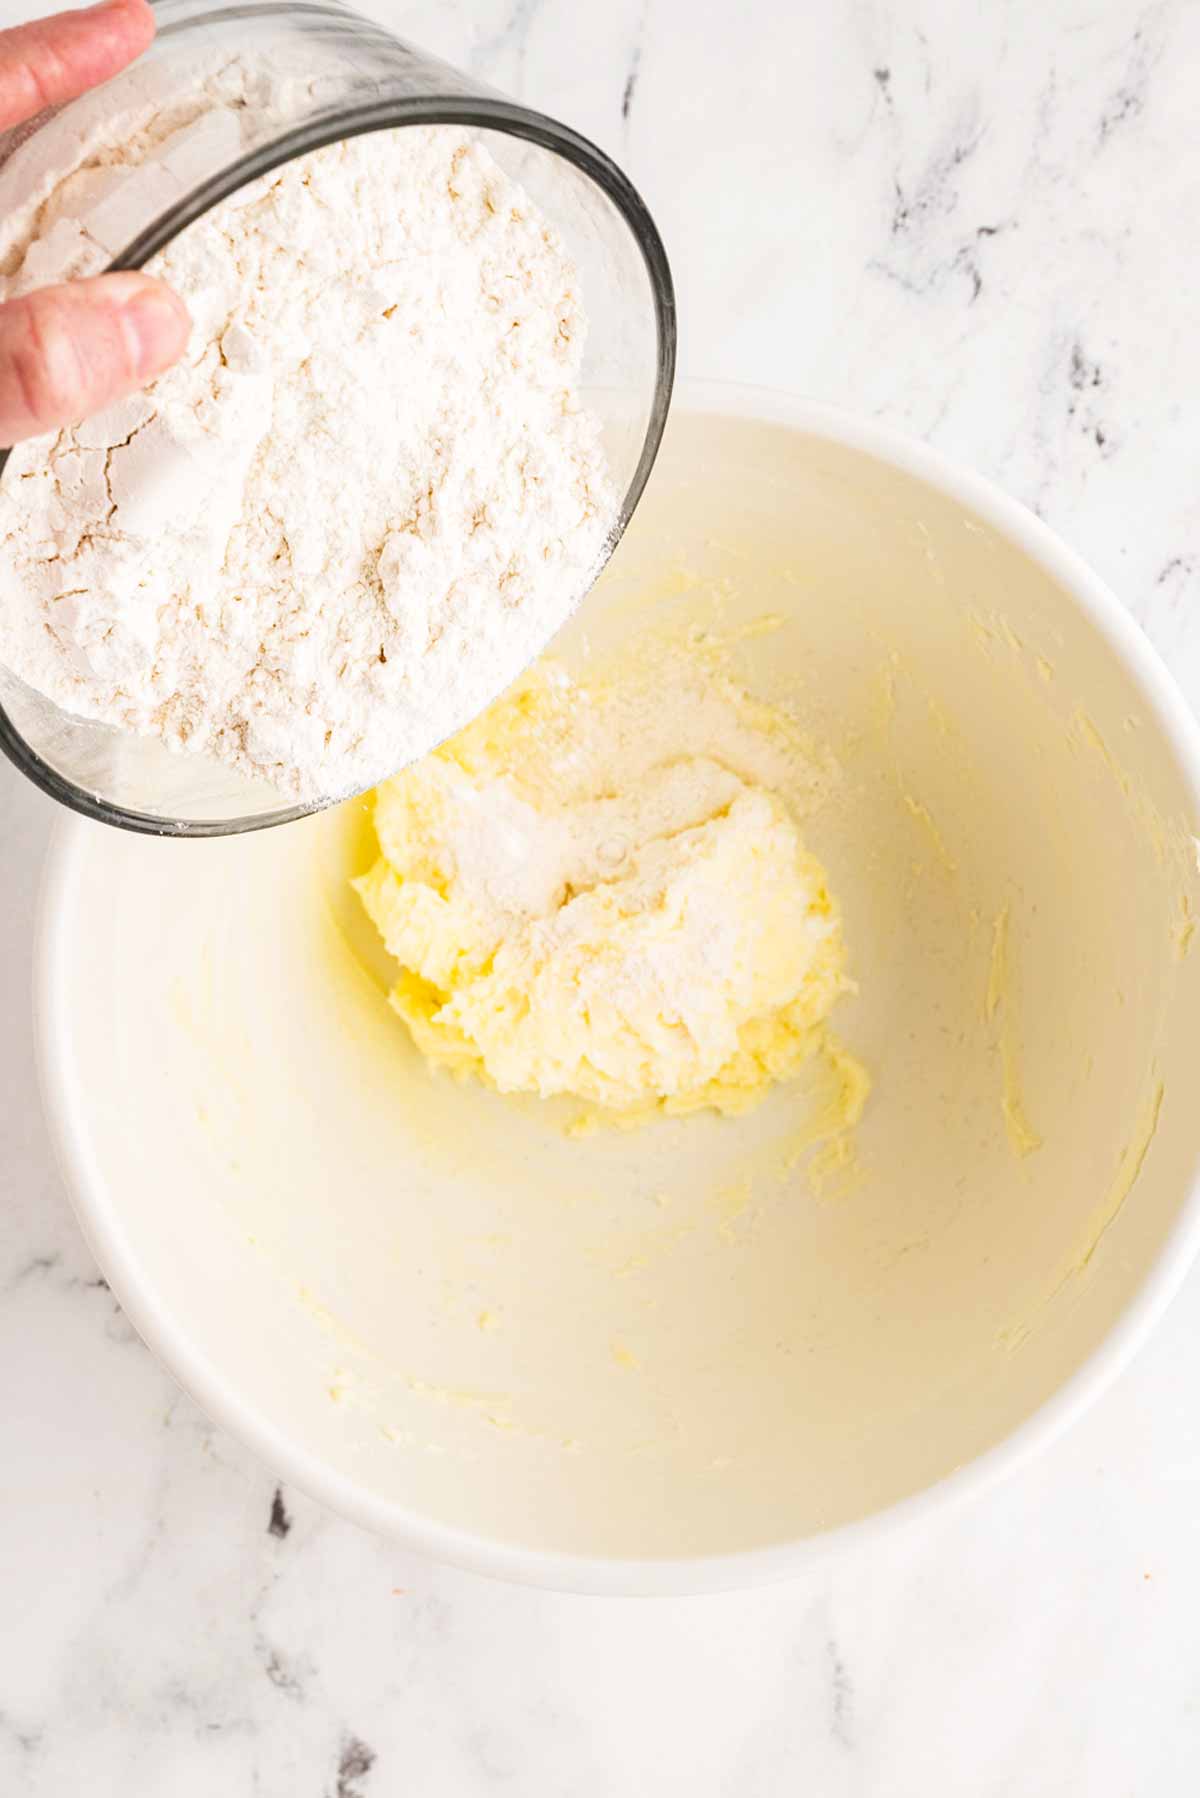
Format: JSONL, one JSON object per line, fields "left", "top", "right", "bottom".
{"left": 15, "top": 26, "right": 73, "bottom": 116}
{"left": 11, "top": 296, "right": 87, "bottom": 429}
{"left": 19, "top": 52, "right": 60, "bottom": 117}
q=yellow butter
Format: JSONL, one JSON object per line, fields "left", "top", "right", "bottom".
{"left": 354, "top": 654, "right": 863, "bottom": 1127}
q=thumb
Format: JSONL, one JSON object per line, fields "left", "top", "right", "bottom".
{"left": 0, "top": 271, "right": 190, "bottom": 447}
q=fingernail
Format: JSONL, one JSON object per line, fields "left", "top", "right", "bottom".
{"left": 121, "top": 284, "right": 190, "bottom": 378}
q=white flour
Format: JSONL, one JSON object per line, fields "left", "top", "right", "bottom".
{"left": 0, "top": 101, "right": 613, "bottom": 801}
{"left": 406, "top": 653, "right": 829, "bottom": 952}
{"left": 355, "top": 647, "right": 854, "bottom": 1119}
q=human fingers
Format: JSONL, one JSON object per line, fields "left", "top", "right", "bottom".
{"left": 0, "top": 0, "right": 155, "bottom": 132}
{"left": 0, "top": 271, "right": 189, "bottom": 445}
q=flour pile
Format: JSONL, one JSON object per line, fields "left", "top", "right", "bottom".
{"left": 355, "top": 648, "right": 862, "bottom": 1125}
{"left": 0, "top": 105, "right": 613, "bottom": 800}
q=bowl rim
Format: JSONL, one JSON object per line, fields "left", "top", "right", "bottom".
{"left": 35, "top": 377, "right": 1200, "bottom": 1594}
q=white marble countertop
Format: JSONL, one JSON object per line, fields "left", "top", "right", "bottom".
{"left": 5, "top": 0, "right": 1200, "bottom": 1790}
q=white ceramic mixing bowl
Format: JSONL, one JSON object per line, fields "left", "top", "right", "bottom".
{"left": 37, "top": 382, "right": 1200, "bottom": 1593}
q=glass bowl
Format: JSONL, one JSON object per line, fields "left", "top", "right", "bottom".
{"left": 0, "top": 0, "right": 676, "bottom": 836}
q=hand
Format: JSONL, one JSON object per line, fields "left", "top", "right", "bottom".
{"left": 0, "top": 0, "right": 189, "bottom": 447}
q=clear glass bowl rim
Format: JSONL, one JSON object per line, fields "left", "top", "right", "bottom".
{"left": 0, "top": 14, "right": 677, "bottom": 837}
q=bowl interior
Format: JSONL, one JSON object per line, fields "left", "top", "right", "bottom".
{"left": 42, "top": 399, "right": 1200, "bottom": 1580}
